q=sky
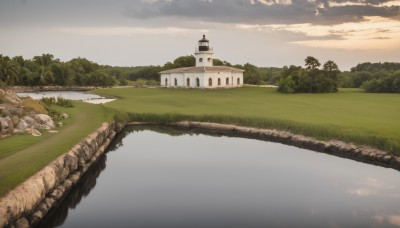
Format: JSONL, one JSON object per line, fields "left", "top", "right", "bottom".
{"left": 0, "top": 0, "right": 399, "bottom": 70}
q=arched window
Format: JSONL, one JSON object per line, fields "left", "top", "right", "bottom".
{"left": 165, "top": 78, "right": 168, "bottom": 86}
{"left": 186, "top": 78, "right": 190, "bottom": 87}
{"left": 174, "top": 78, "right": 177, "bottom": 86}
{"left": 226, "top": 77, "right": 229, "bottom": 85}
{"left": 218, "top": 78, "right": 221, "bottom": 86}
{"left": 199, "top": 58, "right": 203, "bottom": 63}
{"left": 208, "top": 78, "right": 212, "bottom": 86}
{"left": 196, "top": 78, "right": 200, "bottom": 87}
{"left": 207, "top": 58, "right": 211, "bottom": 62}
{"left": 237, "top": 78, "right": 240, "bottom": 85}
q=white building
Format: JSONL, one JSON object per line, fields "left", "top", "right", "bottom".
{"left": 160, "top": 35, "right": 244, "bottom": 88}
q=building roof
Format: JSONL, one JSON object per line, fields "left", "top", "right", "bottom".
{"left": 159, "top": 66, "right": 244, "bottom": 74}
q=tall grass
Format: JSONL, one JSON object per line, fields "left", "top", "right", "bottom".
{"left": 93, "top": 87, "right": 400, "bottom": 155}
{"left": 128, "top": 112, "right": 399, "bottom": 154}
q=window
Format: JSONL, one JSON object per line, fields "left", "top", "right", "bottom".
{"left": 174, "top": 78, "right": 177, "bottom": 86}
{"left": 165, "top": 78, "right": 168, "bottom": 86}
{"left": 199, "top": 58, "right": 203, "bottom": 63}
{"left": 226, "top": 77, "right": 229, "bottom": 85}
{"left": 207, "top": 58, "right": 211, "bottom": 62}
{"left": 186, "top": 78, "right": 190, "bottom": 87}
{"left": 237, "top": 78, "right": 240, "bottom": 85}
{"left": 208, "top": 78, "right": 212, "bottom": 86}
{"left": 196, "top": 78, "right": 200, "bottom": 87}
{"left": 218, "top": 78, "right": 221, "bottom": 86}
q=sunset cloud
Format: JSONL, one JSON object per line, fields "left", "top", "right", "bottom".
{"left": 237, "top": 16, "right": 400, "bottom": 50}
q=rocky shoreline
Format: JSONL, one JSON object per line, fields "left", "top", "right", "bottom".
{"left": 162, "top": 121, "right": 400, "bottom": 171}
{"left": 0, "top": 121, "right": 125, "bottom": 228}
{"left": 0, "top": 89, "right": 56, "bottom": 138}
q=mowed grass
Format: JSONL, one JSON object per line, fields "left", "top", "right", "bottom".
{"left": 94, "top": 87, "right": 400, "bottom": 154}
{"left": 0, "top": 102, "right": 115, "bottom": 196}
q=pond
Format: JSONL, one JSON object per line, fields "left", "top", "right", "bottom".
{"left": 38, "top": 126, "right": 400, "bottom": 228}
{"left": 17, "top": 91, "right": 115, "bottom": 104}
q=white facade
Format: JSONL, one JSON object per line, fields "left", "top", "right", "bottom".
{"left": 160, "top": 35, "right": 244, "bottom": 89}
{"left": 160, "top": 71, "right": 243, "bottom": 88}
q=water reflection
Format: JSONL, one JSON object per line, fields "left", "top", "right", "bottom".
{"left": 37, "top": 126, "right": 400, "bottom": 228}
{"left": 36, "top": 150, "right": 109, "bottom": 227}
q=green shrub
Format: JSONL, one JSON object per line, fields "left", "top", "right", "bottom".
{"left": 41, "top": 97, "right": 56, "bottom": 106}
{"left": 40, "top": 96, "right": 74, "bottom": 107}
{"left": 56, "top": 97, "right": 74, "bottom": 107}
{"left": 47, "top": 108, "right": 63, "bottom": 121}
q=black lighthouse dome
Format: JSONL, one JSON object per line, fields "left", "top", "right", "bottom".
{"left": 198, "top": 34, "right": 209, "bottom": 51}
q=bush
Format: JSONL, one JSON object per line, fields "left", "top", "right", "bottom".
{"left": 40, "top": 96, "right": 74, "bottom": 107}
{"left": 41, "top": 97, "right": 56, "bottom": 106}
{"left": 47, "top": 108, "right": 63, "bottom": 121}
{"left": 56, "top": 97, "right": 74, "bottom": 107}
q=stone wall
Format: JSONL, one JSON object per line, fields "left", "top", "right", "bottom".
{"left": 0, "top": 121, "right": 125, "bottom": 228}
{"left": 167, "top": 121, "right": 400, "bottom": 170}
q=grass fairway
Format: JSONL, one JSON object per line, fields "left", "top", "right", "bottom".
{"left": 0, "top": 102, "right": 115, "bottom": 196}
{"left": 94, "top": 87, "right": 400, "bottom": 154}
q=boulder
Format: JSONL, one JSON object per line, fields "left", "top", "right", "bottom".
{"left": 16, "top": 119, "right": 28, "bottom": 131}
{"left": 22, "top": 116, "right": 35, "bottom": 128}
{"left": 11, "top": 115, "right": 19, "bottom": 126}
{"left": 5, "top": 90, "right": 22, "bottom": 104}
{"left": 0, "top": 116, "right": 13, "bottom": 135}
{"left": 33, "top": 114, "right": 55, "bottom": 129}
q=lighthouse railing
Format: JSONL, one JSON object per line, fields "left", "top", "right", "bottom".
{"left": 195, "top": 47, "right": 213, "bottom": 52}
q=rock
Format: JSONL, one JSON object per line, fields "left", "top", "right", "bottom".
{"left": 22, "top": 116, "right": 35, "bottom": 128}
{"left": 11, "top": 115, "right": 19, "bottom": 126}
{"left": 14, "top": 217, "right": 30, "bottom": 228}
{"left": 26, "top": 128, "right": 41, "bottom": 136}
{"left": 62, "top": 113, "right": 69, "bottom": 119}
{"left": 16, "top": 119, "right": 28, "bottom": 131}
{"left": 0, "top": 89, "right": 5, "bottom": 96}
{"left": 9, "top": 107, "right": 24, "bottom": 117}
{"left": 0, "top": 117, "right": 13, "bottom": 135}
{"left": 5, "top": 91, "right": 22, "bottom": 104}
{"left": 34, "top": 114, "right": 55, "bottom": 129}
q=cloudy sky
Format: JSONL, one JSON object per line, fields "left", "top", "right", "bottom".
{"left": 0, "top": 0, "right": 399, "bottom": 70}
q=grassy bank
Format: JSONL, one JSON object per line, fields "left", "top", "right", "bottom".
{"left": 0, "top": 102, "right": 116, "bottom": 196}
{"left": 94, "top": 87, "right": 400, "bottom": 154}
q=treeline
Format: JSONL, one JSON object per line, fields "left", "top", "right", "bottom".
{"left": 277, "top": 56, "right": 340, "bottom": 93}
{"left": 0, "top": 54, "right": 118, "bottom": 87}
{"left": 1, "top": 53, "right": 399, "bottom": 93}
{"left": 339, "top": 62, "right": 400, "bottom": 93}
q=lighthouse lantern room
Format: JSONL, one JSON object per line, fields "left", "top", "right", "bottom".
{"left": 195, "top": 35, "right": 214, "bottom": 67}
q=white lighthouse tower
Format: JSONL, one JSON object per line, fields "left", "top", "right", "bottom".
{"left": 195, "top": 35, "right": 214, "bottom": 67}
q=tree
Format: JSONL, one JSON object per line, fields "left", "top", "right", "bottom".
{"left": 173, "top": 55, "right": 195, "bottom": 68}
{"left": 305, "top": 56, "right": 321, "bottom": 71}
{"left": 34, "top": 54, "right": 55, "bottom": 85}
{"left": 0, "top": 55, "right": 20, "bottom": 86}
{"left": 277, "top": 76, "right": 295, "bottom": 93}
{"left": 243, "top": 63, "right": 262, "bottom": 84}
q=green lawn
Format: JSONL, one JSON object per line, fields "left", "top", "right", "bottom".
{"left": 0, "top": 102, "right": 115, "bottom": 196}
{"left": 94, "top": 87, "right": 400, "bottom": 154}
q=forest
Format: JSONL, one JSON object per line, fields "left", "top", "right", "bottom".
{"left": 0, "top": 53, "right": 399, "bottom": 93}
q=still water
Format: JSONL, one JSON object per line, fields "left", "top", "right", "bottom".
{"left": 38, "top": 126, "right": 400, "bottom": 228}
{"left": 17, "top": 91, "right": 115, "bottom": 104}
